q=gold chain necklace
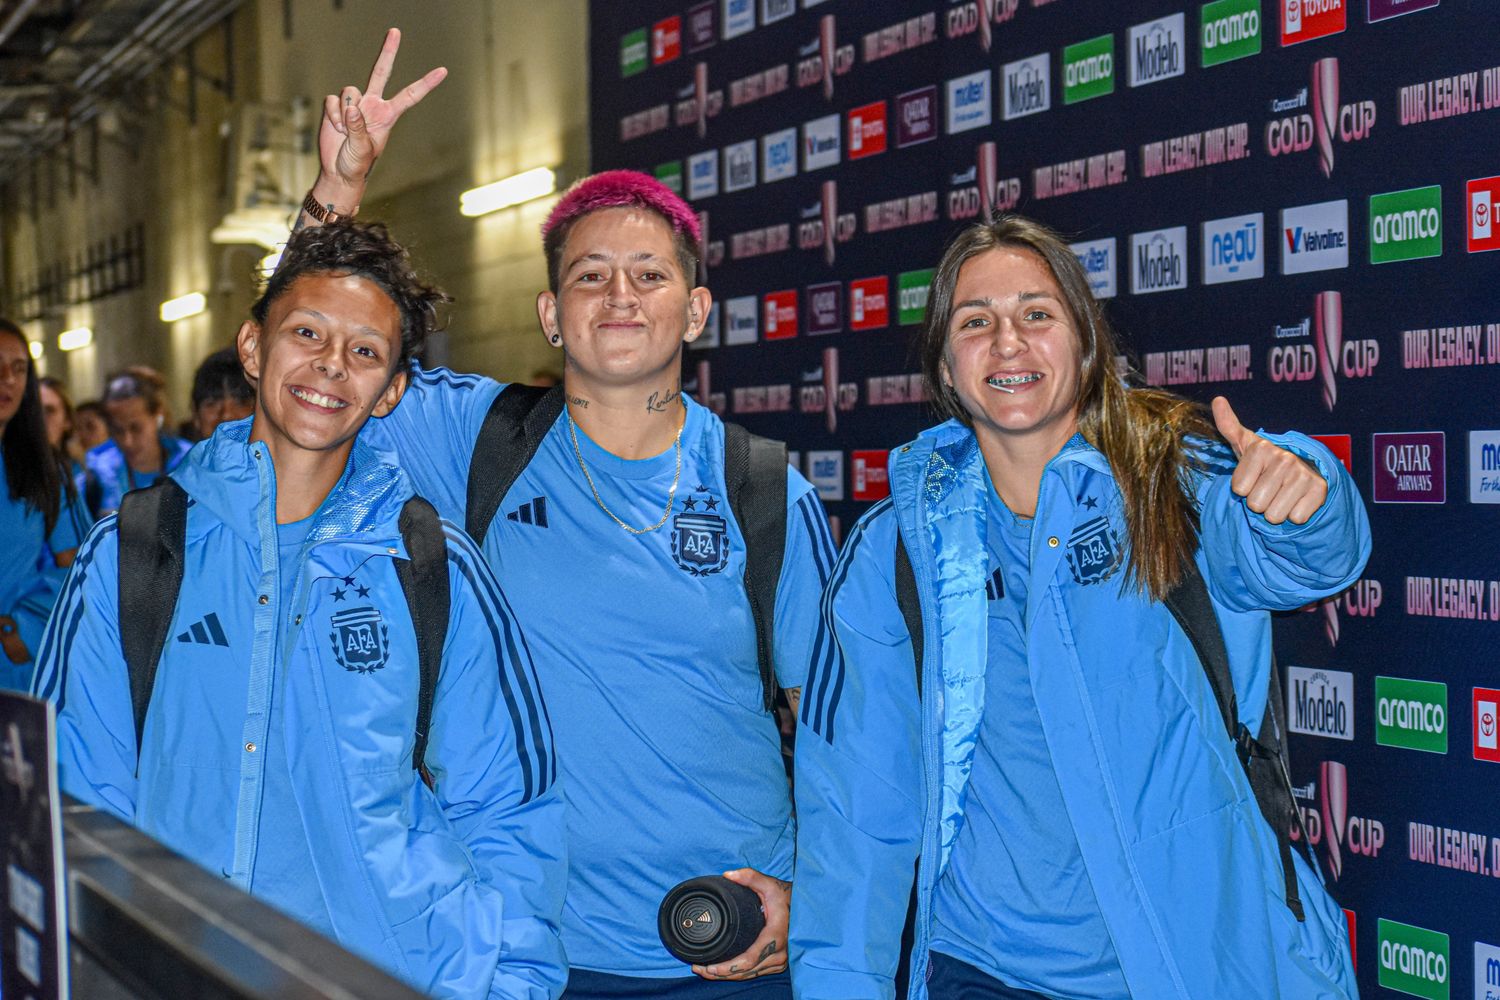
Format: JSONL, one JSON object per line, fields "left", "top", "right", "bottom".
{"left": 567, "top": 407, "right": 684, "bottom": 535}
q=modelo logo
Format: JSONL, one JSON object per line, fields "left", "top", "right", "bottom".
{"left": 1267, "top": 340, "right": 1377, "bottom": 382}
{"left": 1129, "top": 14, "right": 1185, "bottom": 87}
{"left": 1376, "top": 919, "right": 1449, "bottom": 1000}
{"left": 1003, "top": 53, "right": 1051, "bottom": 119}
{"left": 1131, "top": 228, "right": 1187, "bottom": 293}
{"left": 947, "top": 166, "right": 1021, "bottom": 220}
{"left": 1287, "top": 665, "right": 1354, "bottom": 740}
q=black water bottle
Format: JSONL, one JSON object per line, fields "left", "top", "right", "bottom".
{"left": 657, "top": 875, "right": 765, "bottom": 966}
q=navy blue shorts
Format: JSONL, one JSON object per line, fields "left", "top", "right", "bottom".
{"left": 563, "top": 969, "right": 791, "bottom": 1000}
{"left": 926, "top": 951, "right": 1058, "bottom": 1000}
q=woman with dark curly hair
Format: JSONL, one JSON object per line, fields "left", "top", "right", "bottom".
{"left": 34, "top": 221, "right": 566, "bottom": 999}
{"left": 0, "top": 320, "right": 92, "bottom": 690}
{"left": 790, "top": 215, "right": 1368, "bottom": 1000}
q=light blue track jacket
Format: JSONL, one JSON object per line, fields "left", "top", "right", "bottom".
{"left": 84, "top": 434, "right": 192, "bottom": 514}
{"left": 791, "top": 421, "right": 1371, "bottom": 1000}
{"left": 33, "top": 420, "right": 567, "bottom": 999}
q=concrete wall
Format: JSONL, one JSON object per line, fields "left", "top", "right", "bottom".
{"left": 2, "top": 0, "right": 590, "bottom": 416}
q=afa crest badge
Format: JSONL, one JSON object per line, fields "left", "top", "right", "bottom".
{"left": 1066, "top": 515, "right": 1120, "bottom": 586}
{"left": 330, "top": 606, "right": 390, "bottom": 673}
{"left": 673, "top": 510, "right": 730, "bottom": 576}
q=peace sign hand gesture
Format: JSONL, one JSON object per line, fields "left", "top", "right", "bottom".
{"left": 304, "top": 28, "right": 447, "bottom": 222}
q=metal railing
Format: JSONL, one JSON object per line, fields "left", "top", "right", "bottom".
{"left": 62, "top": 800, "right": 428, "bottom": 1000}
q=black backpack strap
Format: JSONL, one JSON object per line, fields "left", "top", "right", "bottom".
{"left": 117, "top": 478, "right": 188, "bottom": 758}
{"left": 395, "top": 496, "right": 451, "bottom": 784}
{"left": 1163, "top": 557, "right": 1238, "bottom": 738}
{"left": 1164, "top": 557, "right": 1307, "bottom": 921}
{"left": 723, "top": 422, "right": 787, "bottom": 712}
{"left": 893, "top": 534, "right": 923, "bottom": 699}
{"left": 465, "top": 384, "right": 565, "bottom": 546}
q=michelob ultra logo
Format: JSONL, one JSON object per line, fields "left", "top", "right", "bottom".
{"left": 1063, "top": 33, "right": 1115, "bottom": 104}
{"left": 1374, "top": 676, "right": 1448, "bottom": 753}
{"left": 1370, "top": 186, "right": 1442, "bottom": 264}
{"left": 1200, "top": 0, "right": 1262, "bottom": 67}
{"left": 1377, "top": 918, "right": 1449, "bottom": 999}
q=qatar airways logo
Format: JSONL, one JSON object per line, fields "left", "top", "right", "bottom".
{"left": 1265, "top": 59, "right": 1375, "bottom": 176}
{"left": 1265, "top": 291, "right": 1377, "bottom": 411}
{"left": 1290, "top": 760, "right": 1385, "bottom": 881}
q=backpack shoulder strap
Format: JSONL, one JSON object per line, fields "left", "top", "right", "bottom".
{"left": 1163, "top": 555, "right": 1308, "bottom": 920}
{"left": 465, "top": 384, "right": 565, "bottom": 546}
{"left": 1162, "top": 557, "right": 1238, "bottom": 739}
{"left": 117, "top": 478, "right": 188, "bottom": 756}
{"left": 396, "top": 496, "right": 451, "bottom": 783}
{"left": 722, "top": 421, "right": 787, "bottom": 712}
{"left": 893, "top": 534, "right": 924, "bottom": 699}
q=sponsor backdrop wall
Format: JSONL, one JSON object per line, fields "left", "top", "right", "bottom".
{"left": 590, "top": 2, "right": 1500, "bottom": 996}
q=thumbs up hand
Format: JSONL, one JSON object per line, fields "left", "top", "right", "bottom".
{"left": 1211, "top": 396, "right": 1328, "bottom": 525}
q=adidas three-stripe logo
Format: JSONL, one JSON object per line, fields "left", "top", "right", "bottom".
{"left": 177, "top": 612, "right": 229, "bottom": 647}
{"left": 506, "top": 496, "right": 549, "bottom": 527}
{"left": 985, "top": 567, "right": 1004, "bottom": 601}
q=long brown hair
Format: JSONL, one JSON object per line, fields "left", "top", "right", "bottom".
{"left": 919, "top": 215, "right": 1217, "bottom": 601}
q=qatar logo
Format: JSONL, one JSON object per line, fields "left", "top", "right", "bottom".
{"left": 1264, "top": 59, "right": 1375, "bottom": 175}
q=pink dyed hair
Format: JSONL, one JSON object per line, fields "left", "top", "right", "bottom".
{"left": 542, "top": 170, "right": 701, "bottom": 244}
{"left": 540, "top": 170, "right": 703, "bottom": 292}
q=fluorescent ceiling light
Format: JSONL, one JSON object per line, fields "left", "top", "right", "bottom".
{"left": 58, "top": 327, "right": 93, "bottom": 351}
{"left": 460, "top": 167, "right": 557, "bottom": 217}
{"left": 260, "top": 249, "right": 283, "bottom": 277}
{"left": 28, "top": 340, "right": 43, "bottom": 359}
{"left": 160, "top": 292, "right": 206, "bottom": 323}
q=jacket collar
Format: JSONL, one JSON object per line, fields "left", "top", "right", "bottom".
{"left": 171, "top": 417, "right": 413, "bottom": 548}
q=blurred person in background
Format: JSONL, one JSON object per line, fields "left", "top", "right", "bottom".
{"left": 0, "top": 319, "right": 92, "bottom": 690}
{"left": 39, "top": 375, "right": 79, "bottom": 461}
{"left": 85, "top": 365, "right": 191, "bottom": 514}
{"left": 74, "top": 399, "right": 110, "bottom": 454}
{"left": 188, "top": 346, "right": 256, "bottom": 441}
